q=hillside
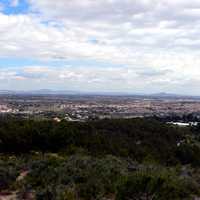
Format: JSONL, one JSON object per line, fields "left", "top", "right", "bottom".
{"left": 1, "top": 118, "right": 200, "bottom": 199}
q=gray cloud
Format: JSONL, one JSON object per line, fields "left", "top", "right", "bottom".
{"left": 0, "top": 0, "right": 200, "bottom": 93}
{"left": 136, "top": 69, "right": 172, "bottom": 77}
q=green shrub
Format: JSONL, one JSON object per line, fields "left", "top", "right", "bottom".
{"left": 0, "top": 158, "right": 20, "bottom": 190}
{"left": 116, "top": 169, "right": 199, "bottom": 200}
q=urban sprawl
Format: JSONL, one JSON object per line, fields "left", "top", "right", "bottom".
{"left": 1, "top": 94, "right": 200, "bottom": 126}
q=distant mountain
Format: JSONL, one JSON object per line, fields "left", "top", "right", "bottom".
{"left": 0, "top": 90, "right": 18, "bottom": 94}
{"left": 28, "top": 89, "right": 80, "bottom": 95}
{"left": 150, "top": 92, "right": 182, "bottom": 97}
{"left": 148, "top": 92, "right": 200, "bottom": 100}
{"left": 0, "top": 90, "right": 199, "bottom": 99}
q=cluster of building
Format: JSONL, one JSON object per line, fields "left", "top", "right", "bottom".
{"left": 0, "top": 104, "right": 13, "bottom": 113}
{"left": 1, "top": 95, "right": 200, "bottom": 123}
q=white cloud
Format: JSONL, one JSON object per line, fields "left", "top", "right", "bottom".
{"left": 0, "top": 65, "right": 194, "bottom": 94}
{"left": 1, "top": 0, "right": 200, "bottom": 93}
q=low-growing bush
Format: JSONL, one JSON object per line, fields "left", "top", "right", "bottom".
{"left": 116, "top": 168, "right": 199, "bottom": 200}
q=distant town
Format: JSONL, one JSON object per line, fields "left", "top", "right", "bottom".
{"left": 1, "top": 92, "right": 200, "bottom": 126}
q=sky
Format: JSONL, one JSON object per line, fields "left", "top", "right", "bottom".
{"left": 1, "top": 0, "right": 200, "bottom": 94}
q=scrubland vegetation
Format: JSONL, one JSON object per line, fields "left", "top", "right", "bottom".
{"left": 1, "top": 118, "right": 200, "bottom": 199}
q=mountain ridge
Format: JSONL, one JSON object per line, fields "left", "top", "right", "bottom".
{"left": 0, "top": 89, "right": 199, "bottom": 98}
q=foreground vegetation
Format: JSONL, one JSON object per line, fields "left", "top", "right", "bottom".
{"left": 1, "top": 118, "right": 200, "bottom": 199}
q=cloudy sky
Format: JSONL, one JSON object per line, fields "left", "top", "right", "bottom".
{"left": 1, "top": 0, "right": 200, "bottom": 94}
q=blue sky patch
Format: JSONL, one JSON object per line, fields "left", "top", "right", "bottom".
{"left": 0, "top": 57, "right": 123, "bottom": 69}
{"left": 1, "top": 0, "right": 29, "bottom": 15}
